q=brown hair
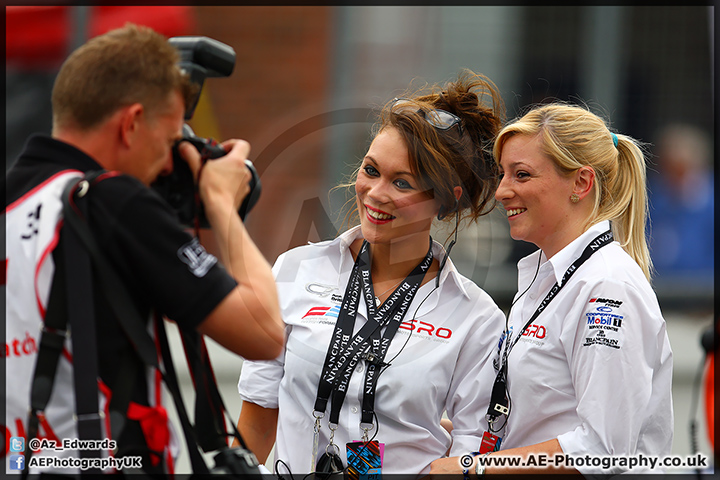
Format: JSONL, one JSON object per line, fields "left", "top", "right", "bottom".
{"left": 52, "top": 23, "right": 196, "bottom": 130}
{"left": 344, "top": 69, "right": 504, "bottom": 231}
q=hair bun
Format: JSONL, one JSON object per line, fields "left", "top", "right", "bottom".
{"left": 379, "top": 69, "right": 505, "bottom": 225}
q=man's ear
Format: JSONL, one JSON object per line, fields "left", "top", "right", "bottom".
{"left": 119, "top": 103, "right": 144, "bottom": 148}
{"left": 573, "top": 166, "right": 595, "bottom": 200}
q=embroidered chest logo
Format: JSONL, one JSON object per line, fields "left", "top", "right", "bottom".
{"left": 306, "top": 282, "right": 338, "bottom": 297}
{"left": 177, "top": 238, "right": 217, "bottom": 278}
{"left": 302, "top": 305, "right": 341, "bottom": 319}
{"left": 398, "top": 319, "right": 453, "bottom": 343}
{"left": 300, "top": 305, "right": 341, "bottom": 327}
{"left": 518, "top": 323, "right": 547, "bottom": 347}
{"left": 521, "top": 323, "right": 546, "bottom": 339}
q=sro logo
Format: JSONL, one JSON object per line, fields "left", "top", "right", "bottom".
{"left": 522, "top": 324, "right": 546, "bottom": 339}
{"left": 399, "top": 319, "right": 452, "bottom": 339}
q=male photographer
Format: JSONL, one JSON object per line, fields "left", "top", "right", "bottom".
{"left": 4, "top": 24, "right": 283, "bottom": 474}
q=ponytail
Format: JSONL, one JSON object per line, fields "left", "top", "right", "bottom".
{"left": 595, "top": 135, "right": 653, "bottom": 280}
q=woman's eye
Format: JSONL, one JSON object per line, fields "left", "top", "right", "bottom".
{"left": 394, "top": 178, "right": 413, "bottom": 189}
{"left": 363, "top": 165, "right": 379, "bottom": 176}
{"left": 516, "top": 171, "right": 530, "bottom": 179}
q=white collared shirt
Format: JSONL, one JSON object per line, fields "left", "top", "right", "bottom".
{"left": 501, "top": 221, "right": 673, "bottom": 475}
{"left": 238, "top": 226, "right": 505, "bottom": 474}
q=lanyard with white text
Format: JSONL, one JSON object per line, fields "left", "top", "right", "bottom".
{"left": 313, "top": 239, "right": 433, "bottom": 426}
{"left": 486, "top": 229, "right": 614, "bottom": 426}
{"left": 358, "top": 241, "right": 432, "bottom": 427}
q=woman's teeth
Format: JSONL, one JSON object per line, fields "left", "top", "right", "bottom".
{"left": 506, "top": 208, "right": 526, "bottom": 217}
{"left": 368, "top": 209, "right": 394, "bottom": 220}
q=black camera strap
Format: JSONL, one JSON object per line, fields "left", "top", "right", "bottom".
{"left": 62, "top": 173, "right": 104, "bottom": 473}
{"left": 155, "top": 284, "right": 255, "bottom": 458}
{"left": 34, "top": 172, "right": 256, "bottom": 475}
{"left": 23, "top": 172, "right": 108, "bottom": 478}
{"left": 23, "top": 251, "right": 67, "bottom": 479}
{"left": 178, "top": 327, "right": 232, "bottom": 452}
{"left": 153, "top": 311, "right": 213, "bottom": 473}
{"left": 23, "top": 180, "right": 94, "bottom": 476}
{"left": 62, "top": 174, "right": 224, "bottom": 473}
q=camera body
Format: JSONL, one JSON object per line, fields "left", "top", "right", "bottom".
{"left": 153, "top": 124, "right": 261, "bottom": 228}
{"left": 211, "top": 446, "right": 262, "bottom": 478}
{"left": 152, "top": 36, "right": 261, "bottom": 228}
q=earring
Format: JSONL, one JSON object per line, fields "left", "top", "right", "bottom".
{"left": 570, "top": 193, "right": 580, "bottom": 203}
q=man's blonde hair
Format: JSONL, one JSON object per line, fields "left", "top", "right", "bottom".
{"left": 52, "top": 23, "right": 196, "bottom": 131}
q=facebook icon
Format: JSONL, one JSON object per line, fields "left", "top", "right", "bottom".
{"left": 9, "top": 454, "right": 25, "bottom": 471}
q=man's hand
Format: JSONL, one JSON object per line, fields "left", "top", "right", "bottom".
{"left": 177, "top": 139, "right": 252, "bottom": 218}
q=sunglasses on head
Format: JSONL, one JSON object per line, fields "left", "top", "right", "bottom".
{"left": 391, "top": 97, "right": 464, "bottom": 136}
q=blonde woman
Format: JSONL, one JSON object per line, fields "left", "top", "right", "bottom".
{"left": 432, "top": 103, "right": 673, "bottom": 476}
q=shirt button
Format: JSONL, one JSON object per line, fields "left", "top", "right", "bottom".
{"left": 351, "top": 407, "right": 358, "bottom": 413}
{"left": 356, "top": 363, "right": 364, "bottom": 373}
{"left": 529, "top": 293, "right": 536, "bottom": 299}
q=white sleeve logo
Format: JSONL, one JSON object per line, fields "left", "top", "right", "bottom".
{"left": 177, "top": 238, "right": 217, "bottom": 277}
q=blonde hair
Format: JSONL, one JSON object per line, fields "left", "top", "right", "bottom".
{"left": 493, "top": 103, "right": 653, "bottom": 280}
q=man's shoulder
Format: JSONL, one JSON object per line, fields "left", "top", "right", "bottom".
{"left": 88, "top": 172, "right": 170, "bottom": 213}
{"left": 90, "top": 170, "right": 147, "bottom": 191}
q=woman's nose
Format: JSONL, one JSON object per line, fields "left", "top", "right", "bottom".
{"left": 495, "top": 175, "right": 511, "bottom": 202}
{"left": 367, "top": 179, "right": 391, "bottom": 203}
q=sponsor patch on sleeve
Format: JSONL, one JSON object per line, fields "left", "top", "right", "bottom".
{"left": 583, "top": 297, "right": 625, "bottom": 349}
{"left": 177, "top": 238, "right": 217, "bottom": 277}
{"left": 582, "top": 329, "right": 621, "bottom": 349}
{"left": 589, "top": 297, "right": 623, "bottom": 308}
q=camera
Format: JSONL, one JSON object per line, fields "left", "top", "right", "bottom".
{"left": 210, "top": 446, "right": 263, "bottom": 478}
{"left": 152, "top": 36, "right": 261, "bottom": 228}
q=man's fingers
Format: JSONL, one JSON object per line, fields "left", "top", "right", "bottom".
{"left": 176, "top": 141, "right": 202, "bottom": 180}
{"left": 221, "top": 139, "right": 251, "bottom": 160}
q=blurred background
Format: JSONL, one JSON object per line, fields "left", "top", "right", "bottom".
{"left": 5, "top": 5, "right": 715, "bottom": 473}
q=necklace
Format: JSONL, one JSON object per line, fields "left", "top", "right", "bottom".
{"left": 374, "top": 279, "right": 403, "bottom": 307}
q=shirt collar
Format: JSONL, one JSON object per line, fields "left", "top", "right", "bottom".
{"left": 546, "top": 220, "right": 613, "bottom": 284}
{"left": 337, "top": 225, "right": 470, "bottom": 300}
{"left": 516, "top": 220, "right": 613, "bottom": 288}
{"left": 23, "top": 134, "right": 104, "bottom": 172}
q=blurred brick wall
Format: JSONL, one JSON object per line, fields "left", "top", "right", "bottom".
{"left": 190, "top": 6, "right": 334, "bottom": 263}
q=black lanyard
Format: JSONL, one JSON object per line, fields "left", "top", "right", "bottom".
{"left": 486, "top": 229, "right": 614, "bottom": 426}
{"left": 313, "top": 239, "right": 433, "bottom": 426}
